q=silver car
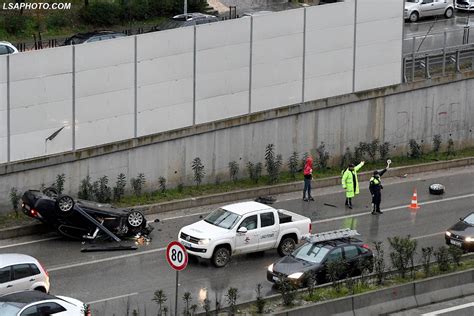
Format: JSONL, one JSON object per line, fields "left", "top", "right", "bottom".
{"left": 0, "top": 254, "right": 50, "bottom": 296}
{"left": 405, "top": 0, "right": 454, "bottom": 22}
{"left": 455, "top": 0, "right": 474, "bottom": 11}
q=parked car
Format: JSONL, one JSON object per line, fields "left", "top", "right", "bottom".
{"left": 0, "top": 41, "right": 18, "bottom": 55}
{"left": 0, "top": 254, "right": 50, "bottom": 296}
{"left": 178, "top": 201, "right": 311, "bottom": 267}
{"left": 241, "top": 11, "right": 273, "bottom": 17}
{"left": 267, "top": 229, "right": 374, "bottom": 288}
{"left": 21, "top": 188, "right": 153, "bottom": 241}
{"left": 156, "top": 13, "right": 219, "bottom": 31}
{"left": 445, "top": 212, "right": 474, "bottom": 251}
{"left": 63, "top": 31, "right": 126, "bottom": 45}
{"left": 405, "top": 0, "right": 454, "bottom": 22}
{"left": 0, "top": 291, "right": 89, "bottom": 316}
{"left": 455, "top": 0, "right": 474, "bottom": 11}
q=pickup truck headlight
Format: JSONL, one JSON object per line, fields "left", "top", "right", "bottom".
{"left": 465, "top": 236, "right": 474, "bottom": 242}
{"left": 288, "top": 272, "right": 303, "bottom": 279}
{"left": 198, "top": 238, "right": 210, "bottom": 245}
{"left": 268, "top": 264, "right": 274, "bottom": 273}
{"left": 445, "top": 231, "right": 452, "bottom": 237}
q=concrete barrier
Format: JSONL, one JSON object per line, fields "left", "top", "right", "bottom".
{"left": 0, "top": 223, "right": 49, "bottom": 240}
{"left": 277, "top": 296, "right": 354, "bottom": 316}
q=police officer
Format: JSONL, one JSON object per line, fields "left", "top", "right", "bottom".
{"left": 369, "top": 168, "right": 387, "bottom": 214}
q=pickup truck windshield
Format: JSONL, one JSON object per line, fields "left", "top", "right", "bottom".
{"left": 204, "top": 209, "right": 242, "bottom": 229}
{"left": 293, "top": 243, "right": 330, "bottom": 264}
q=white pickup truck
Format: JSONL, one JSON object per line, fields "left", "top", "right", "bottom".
{"left": 178, "top": 201, "right": 311, "bottom": 267}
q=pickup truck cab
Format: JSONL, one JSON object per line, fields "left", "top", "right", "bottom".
{"left": 178, "top": 201, "right": 311, "bottom": 267}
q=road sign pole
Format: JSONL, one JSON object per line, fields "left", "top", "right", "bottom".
{"left": 175, "top": 270, "right": 179, "bottom": 316}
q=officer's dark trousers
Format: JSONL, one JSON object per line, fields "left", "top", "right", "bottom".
{"left": 372, "top": 192, "right": 382, "bottom": 212}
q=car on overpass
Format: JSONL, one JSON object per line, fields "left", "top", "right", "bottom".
{"left": 267, "top": 229, "right": 374, "bottom": 288}
{"left": 63, "top": 30, "right": 126, "bottom": 45}
{"left": 445, "top": 212, "right": 474, "bottom": 251}
{"left": 0, "top": 41, "right": 18, "bottom": 55}
{"left": 455, "top": 0, "right": 474, "bottom": 11}
{"left": 178, "top": 201, "right": 311, "bottom": 267}
{"left": 405, "top": 0, "right": 455, "bottom": 23}
{"left": 155, "top": 13, "right": 219, "bottom": 31}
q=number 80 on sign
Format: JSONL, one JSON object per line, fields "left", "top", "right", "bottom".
{"left": 166, "top": 241, "right": 188, "bottom": 271}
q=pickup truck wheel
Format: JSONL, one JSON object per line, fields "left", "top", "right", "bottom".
{"left": 212, "top": 247, "right": 230, "bottom": 268}
{"left": 278, "top": 237, "right": 296, "bottom": 257}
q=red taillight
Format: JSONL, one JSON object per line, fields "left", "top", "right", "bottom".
{"left": 309, "top": 223, "right": 312, "bottom": 233}
{"left": 38, "top": 261, "right": 49, "bottom": 277}
{"left": 362, "top": 244, "right": 370, "bottom": 249}
{"left": 85, "top": 304, "right": 91, "bottom": 316}
{"left": 30, "top": 209, "right": 38, "bottom": 217}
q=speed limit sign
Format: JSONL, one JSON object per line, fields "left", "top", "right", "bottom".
{"left": 166, "top": 241, "right": 188, "bottom": 271}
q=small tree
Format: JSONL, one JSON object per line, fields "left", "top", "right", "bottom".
{"left": 92, "top": 176, "right": 112, "bottom": 203}
{"left": 446, "top": 138, "right": 455, "bottom": 156}
{"left": 158, "top": 176, "right": 167, "bottom": 193}
{"left": 373, "top": 241, "right": 386, "bottom": 285}
{"left": 113, "top": 173, "right": 127, "bottom": 201}
{"left": 247, "top": 161, "right": 262, "bottom": 183}
{"left": 316, "top": 142, "right": 330, "bottom": 169}
{"left": 264, "top": 144, "right": 282, "bottom": 184}
{"left": 152, "top": 289, "right": 167, "bottom": 316}
{"left": 379, "top": 141, "right": 391, "bottom": 161}
{"left": 432, "top": 134, "right": 442, "bottom": 154}
{"left": 435, "top": 246, "right": 451, "bottom": 272}
{"left": 226, "top": 287, "right": 239, "bottom": 315}
{"left": 255, "top": 283, "right": 266, "bottom": 314}
{"left": 53, "top": 173, "right": 66, "bottom": 194}
{"left": 448, "top": 245, "right": 463, "bottom": 267}
{"left": 191, "top": 157, "right": 205, "bottom": 186}
{"left": 202, "top": 297, "right": 211, "bottom": 316}
{"left": 367, "top": 139, "right": 379, "bottom": 162}
{"left": 409, "top": 139, "right": 422, "bottom": 158}
{"left": 340, "top": 147, "right": 353, "bottom": 168}
{"left": 182, "top": 292, "right": 192, "bottom": 316}
{"left": 354, "top": 142, "right": 368, "bottom": 162}
{"left": 9, "top": 187, "right": 20, "bottom": 218}
{"left": 287, "top": 151, "right": 299, "bottom": 179}
{"left": 421, "top": 246, "right": 434, "bottom": 277}
{"left": 228, "top": 161, "right": 239, "bottom": 183}
{"left": 78, "top": 176, "right": 93, "bottom": 200}
{"left": 277, "top": 278, "right": 297, "bottom": 307}
{"left": 326, "top": 258, "right": 347, "bottom": 292}
{"left": 388, "top": 235, "right": 417, "bottom": 279}
{"left": 130, "top": 173, "right": 146, "bottom": 196}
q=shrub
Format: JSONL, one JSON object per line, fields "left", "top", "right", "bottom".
{"left": 78, "top": 176, "right": 93, "bottom": 200}
{"left": 255, "top": 283, "right": 266, "bottom": 314}
{"left": 373, "top": 241, "right": 386, "bottom": 285}
{"left": 228, "top": 161, "right": 239, "bottom": 183}
{"left": 316, "top": 142, "right": 330, "bottom": 169}
{"left": 435, "top": 246, "right": 450, "bottom": 272}
{"left": 340, "top": 147, "right": 353, "bottom": 168}
{"left": 447, "top": 138, "right": 455, "bottom": 156}
{"left": 247, "top": 161, "right": 262, "bottom": 183}
{"left": 202, "top": 296, "right": 211, "bottom": 316}
{"left": 3, "top": 14, "right": 30, "bottom": 35}
{"left": 182, "top": 292, "right": 192, "bottom": 316}
{"left": 177, "top": 183, "right": 184, "bottom": 193}
{"left": 79, "top": 2, "right": 121, "bottom": 26}
{"left": 367, "top": 139, "right": 379, "bottom": 162}
{"left": 152, "top": 289, "right": 167, "bottom": 316}
{"left": 421, "top": 246, "right": 434, "bottom": 277}
{"left": 409, "top": 139, "right": 422, "bottom": 158}
{"left": 158, "top": 176, "right": 167, "bottom": 193}
{"left": 287, "top": 152, "right": 299, "bottom": 179}
{"left": 379, "top": 141, "right": 391, "bottom": 161}
{"left": 130, "top": 173, "right": 146, "bottom": 196}
{"left": 53, "top": 174, "right": 66, "bottom": 195}
{"left": 191, "top": 157, "right": 205, "bottom": 186}
{"left": 121, "top": 0, "right": 150, "bottom": 21}
{"left": 277, "top": 278, "right": 297, "bottom": 306}
{"left": 9, "top": 187, "right": 20, "bottom": 217}
{"left": 226, "top": 287, "right": 239, "bottom": 315}
{"left": 388, "top": 235, "right": 417, "bottom": 279}
{"left": 264, "top": 144, "right": 282, "bottom": 184}
{"left": 113, "top": 173, "right": 127, "bottom": 201}
{"left": 432, "top": 134, "right": 442, "bottom": 153}
{"left": 92, "top": 176, "right": 112, "bottom": 203}
{"left": 448, "top": 246, "right": 463, "bottom": 267}
{"left": 326, "top": 258, "right": 348, "bottom": 291}
{"left": 46, "top": 12, "right": 70, "bottom": 29}
{"left": 354, "top": 142, "right": 368, "bottom": 162}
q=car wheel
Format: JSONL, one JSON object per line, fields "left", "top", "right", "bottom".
{"left": 212, "top": 246, "right": 231, "bottom": 268}
{"left": 277, "top": 237, "right": 296, "bottom": 257}
{"left": 55, "top": 195, "right": 75, "bottom": 214}
{"left": 409, "top": 11, "right": 419, "bottom": 23}
{"left": 429, "top": 183, "right": 445, "bottom": 195}
{"left": 43, "top": 187, "right": 59, "bottom": 198}
{"left": 127, "top": 211, "right": 145, "bottom": 228}
{"left": 445, "top": 8, "right": 454, "bottom": 19}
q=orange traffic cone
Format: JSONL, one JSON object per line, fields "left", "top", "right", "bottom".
{"left": 408, "top": 189, "right": 420, "bottom": 209}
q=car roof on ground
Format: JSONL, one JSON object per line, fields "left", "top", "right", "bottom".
{"left": 0, "top": 291, "right": 56, "bottom": 303}
{"left": 0, "top": 253, "right": 38, "bottom": 267}
{"left": 221, "top": 201, "right": 274, "bottom": 216}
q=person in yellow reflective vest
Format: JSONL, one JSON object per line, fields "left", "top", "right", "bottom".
{"left": 341, "top": 161, "right": 365, "bottom": 209}
{"left": 369, "top": 168, "right": 388, "bottom": 214}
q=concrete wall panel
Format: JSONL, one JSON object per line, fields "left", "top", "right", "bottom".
{"left": 0, "top": 56, "right": 7, "bottom": 163}
{"left": 137, "top": 28, "right": 194, "bottom": 136}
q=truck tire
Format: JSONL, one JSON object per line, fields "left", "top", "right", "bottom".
{"left": 277, "top": 236, "right": 296, "bottom": 257}
{"left": 212, "top": 246, "right": 231, "bottom": 268}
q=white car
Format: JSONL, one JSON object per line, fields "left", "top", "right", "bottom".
{"left": 0, "top": 290, "right": 89, "bottom": 316}
{"left": 0, "top": 254, "right": 50, "bottom": 296}
{"left": 0, "top": 41, "right": 18, "bottom": 55}
{"left": 405, "top": 0, "right": 454, "bottom": 22}
{"left": 455, "top": 0, "right": 474, "bottom": 11}
{"left": 178, "top": 201, "right": 311, "bottom": 267}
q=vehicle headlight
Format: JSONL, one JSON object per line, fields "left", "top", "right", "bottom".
{"left": 268, "top": 264, "right": 274, "bottom": 273}
{"left": 198, "top": 238, "right": 210, "bottom": 245}
{"left": 465, "top": 236, "right": 474, "bottom": 242}
{"left": 445, "top": 231, "right": 452, "bottom": 237}
{"left": 288, "top": 272, "right": 303, "bottom": 279}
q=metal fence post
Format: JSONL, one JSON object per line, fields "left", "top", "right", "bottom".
{"left": 248, "top": 16, "right": 253, "bottom": 114}
{"left": 72, "top": 45, "right": 76, "bottom": 151}
{"left": 193, "top": 25, "right": 197, "bottom": 125}
{"left": 442, "top": 31, "right": 447, "bottom": 76}
{"left": 134, "top": 35, "right": 138, "bottom": 138}
{"left": 301, "top": 7, "right": 306, "bottom": 105}
{"left": 6, "top": 55, "right": 10, "bottom": 162}
{"left": 352, "top": 0, "right": 358, "bottom": 92}
{"left": 402, "top": 57, "right": 407, "bottom": 83}
{"left": 456, "top": 50, "right": 461, "bottom": 72}
{"left": 411, "top": 37, "right": 416, "bottom": 82}
{"left": 424, "top": 55, "right": 431, "bottom": 79}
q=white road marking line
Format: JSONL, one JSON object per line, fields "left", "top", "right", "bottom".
{"left": 312, "top": 193, "right": 474, "bottom": 224}
{"left": 411, "top": 232, "right": 444, "bottom": 240}
{"left": 0, "top": 236, "right": 60, "bottom": 249}
{"left": 88, "top": 292, "right": 139, "bottom": 305}
{"left": 421, "top": 302, "right": 474, "bottom": 315}
{"left": 48, "top": 247, "right": 166, "bottom": 272}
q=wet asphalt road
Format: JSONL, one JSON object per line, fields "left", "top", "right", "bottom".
{"left": 1, "top": 165, "right": 473, "bottom": 315}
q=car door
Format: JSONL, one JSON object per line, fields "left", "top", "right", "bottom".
{"left": 257, "top": 212, "right": 278, "bottom": 251}
{"left": 0, "top": 266, "right": 12, "bottom": 296}
{"left": 234, "top": 214, "right": 260, "bottom": 254}
{"left": 420, "top": 0, "right": 436, "bottom": 17}
{"left": 343, "top": 245, "right": 361, "bottom": 276}
{"left": 9, "top": 264, "right": 35, "bottom": 292}
{"left": 323, "top": 247, "right": 344, "bottom": 281}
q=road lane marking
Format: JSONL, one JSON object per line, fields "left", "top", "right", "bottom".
{"left": 421, "top": 302, "right": 474, "bottom": 315}
{"left": 48, "top": 247, "right": 166, "bottom": 272}
{"left": 312, "top": 193, "right": 474, "bottom": 224}
{"left": 411, "top": 232, "right": 444, "bottom": 240}
{"left": 88, "top": 292, "right": 139, "bottom": 305}
{"left": 0, "top": 236, "right": 60, "bottom": 249}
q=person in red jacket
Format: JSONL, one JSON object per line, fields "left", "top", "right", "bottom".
{"left": 303, "top": 156, "right": 314, "bottom": 202}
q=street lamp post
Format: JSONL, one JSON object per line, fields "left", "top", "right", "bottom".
{"left": 184, "top": 0, "right": 188, "bottom": 16}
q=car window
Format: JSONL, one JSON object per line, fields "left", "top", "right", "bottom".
{"left": 293, "top": 243, "right": 329, "bottom": 264}
{"left": 260, "top": 212, "right": 275, "bottom": 227}
{"left": 326, "top": 247, "right": 343, "bottom": 262}
{"left": 86, "top": 37, "right": 101, "bottom": 43}
{"left": 12, "top": 264, "right": 32, "bottom": 280}
{"left": 0, "top": 45, "right": 10, "bottom": 55}
{"left": 239, "top": 215, "right": 257, "bottom": 230}
{"left": 344, "top": 245, "right": 359, "bottom": 259}
{"left": 463, "top": 213, "right": 474, "bottom": 225}
{"left": 422, "top": 0, "right": 433, "bottom": 4}
{"left": 0, "top": 302, "right": 23, "bottom": 315}
{"left": 21, "top": 302, "right": 66, "bottom": 316}
{"left": 29, "top": 264, "right": 41, "bottom": 276}
{"left": 0, "top": 266, "right": 11, "bottom": 283}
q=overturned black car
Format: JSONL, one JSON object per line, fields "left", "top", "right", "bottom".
{"left": 21, "top": 188, "right": 153, "bottom": 241}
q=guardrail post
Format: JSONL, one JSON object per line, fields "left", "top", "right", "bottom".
{"left": 402, "top": 57, "right": 407, "bottom": 83}
{"left": 424, "top": 55, "right": 431, "bottom": 79}
{"left": 442, "top": 31, "right": 447, "bottom": 76}
{"left": 456, "top": 50, "right": 461, "bottom": 72}
{"left": 6, "top": 55, "right": 10, "bottom": 162}
{"left": 411, "top": 37, "right": 416, "bottom": 82}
